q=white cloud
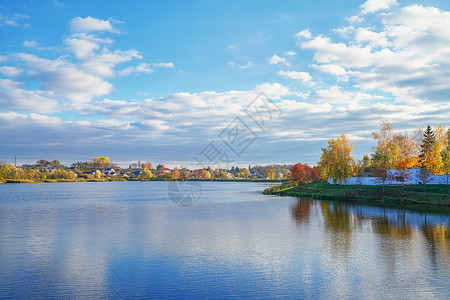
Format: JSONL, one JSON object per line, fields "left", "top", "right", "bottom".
{"left": 355, "top": 28, "right": 391, "bottom": 47}
{"left": 284, "top": 50, "right": 296, "bottom": 57}
{"left": 0, "top": 13, "right": 29, "bottom": 27}
{"left": 277, "top": 70, "right": 313, "bottom": 85}
{"left": 228, "top": 61, "right": 255, "bottom": 69}
{"left": 361, "top": 0, "right": 398, "bottom": 14}
{"left": 118, "top": 63, "right": 153, "bottom": 76}
{"left": 0, "top": 66, "right": 23, "bottom": 77}
{"left": 70, "top": 16, "right": 116, "bottom": 32}
{"left": 23, "top": 40, "right": 39, "bottom": 48}
{"left": 151, "top": 62, "right": 174, "bottom": 68}
{"left": 65, "top": 38, "right": 100, "bottom": 59}
{"left": 268, "top": 54, "right": 287, "bottom": 65}
{"left": 294, "top": 29, "right": 312, "bottom": 39}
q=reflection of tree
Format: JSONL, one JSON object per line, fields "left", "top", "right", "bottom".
{"left": 372, "top": 214, "right": 413, "bottom": 239}
{"left": 290, "top": 199, "right": 312, "bottom": 224}
{"left": 320, "top": 202, "right": 360, "bottom": 258}
{"left": 321, "top": 202, "right": 357, "bottom": 234}
{"left": 422, "top": 223, "right": 450, "bottom": 268}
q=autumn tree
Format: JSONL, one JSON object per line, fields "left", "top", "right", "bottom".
{"left": 171, "top": 167, "right": 180, "bottom": 180}
{"left": 391, "top": 133, "right": 419, "bottom": 169}
{"left": 266, "top": 168, "right": 276, "bottom": 180}
{"left": 156, "top": 164, "right": 165, "bottom": 176}
{"left": 371, "top": 121, "right": 420, "bottom": 170}
{"left": 441, "top": 129, "right": 450, "bottom": 194}
{"left": 180, "top": 168, "right": 190, "bottom": 178}
{"left": 94, "top": 170, "right": 102, "bottom": 179}
{"left": 141, "top": 168, "right": 154, "bottom": 179}
{"left": 371, "top": 153, "right": 393, "bottom": 192}
{"left": 432, "top": 125, "right": 448, "bottom": 174}
{"left": 418, "top": 167, "right": 432, "bottom": 193}
{"left": 238, "top": 168, "right": 250, "bottom": 178}
{"left": 196, "top": 169, "right": 211, "bottom": 179}
{"left": 290, "top": 163, "right": 320, "bottom": 185}
{"left": 93, "top": 157, "right": 110, "bottom": 169}
{"left": 372, "top": 121, "right": 395, "bottom": 169}
{"left": 141, "top": 161, "right": 153, "bottom": 170}
{"left": 317, "top": 133, "right": 356, "bottom": 184}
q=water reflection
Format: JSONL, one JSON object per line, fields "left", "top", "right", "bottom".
{"left": 289, "top": 199, "right": 312, "bottom": 224}
{"left": 290, "top": 198, "right": 450, "bottom": 267}
{"left": 1, "top": 183, "right": 450, "bottom": 298}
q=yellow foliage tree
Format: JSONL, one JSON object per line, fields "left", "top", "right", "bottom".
{"left": 266, "top": 168, "right": 276, "bottom": 180}
{"left": 432, "top": 125, "right": 448, "bottom": 174}
{"left": 93, "top": 157, "right": 110, "bottom": 169}
{"left": 141, "top": 168, "right": 154, "bottom": 179}
{"left": 317, "top": 133, "right": 356, "bottom": 184}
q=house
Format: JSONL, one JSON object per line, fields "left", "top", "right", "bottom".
{"left": 103, "top": 168, "right": 115, "bottom": 175}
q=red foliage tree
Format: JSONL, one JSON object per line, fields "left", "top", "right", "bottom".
{"left": 290, "top": 163, "right": 321, "bottom": 185}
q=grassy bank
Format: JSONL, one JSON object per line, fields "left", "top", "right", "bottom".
{"left": 264, "top": 181, "right": 450, "bottom": 208}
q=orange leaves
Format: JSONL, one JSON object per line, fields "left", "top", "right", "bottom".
{"left": 290, "top": 163, "right": 320, "bottom": 184}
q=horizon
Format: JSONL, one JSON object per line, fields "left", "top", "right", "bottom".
{"left": 1, "top": 0, "right": 450, "bottom": 168}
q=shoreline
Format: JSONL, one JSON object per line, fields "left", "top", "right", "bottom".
{"left": 264, "top": 181, "right": 450, "bottom": 210}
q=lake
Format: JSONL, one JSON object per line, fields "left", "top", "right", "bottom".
{"left": 0, "top": 181, "right": 449, "bottom": 299}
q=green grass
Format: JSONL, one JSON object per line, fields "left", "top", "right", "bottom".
{"left": 264, "top": 181, "right": 450, "bottom": 208}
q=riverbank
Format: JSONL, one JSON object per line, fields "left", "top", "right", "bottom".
{"left": 264, "top": 181, "right": 450, "bottom": 208}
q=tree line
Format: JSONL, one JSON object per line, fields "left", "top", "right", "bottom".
{"left": 315, "top": 121, "right": 450, "bottom": 188}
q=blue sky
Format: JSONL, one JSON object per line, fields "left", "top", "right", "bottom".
{"left": 1, "top": 0, "right": 450, "bottom": 168}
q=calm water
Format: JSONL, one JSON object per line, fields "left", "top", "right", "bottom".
{"left": 0, "top": 181, "right": 449, "bottom": 299}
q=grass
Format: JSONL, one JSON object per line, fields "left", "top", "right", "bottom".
{"left": 264, "top": 181, "right": 450, "bottom": 208}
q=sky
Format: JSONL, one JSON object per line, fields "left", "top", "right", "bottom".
{"left": 1, "top": 0, "right": 450, "bottom": 168}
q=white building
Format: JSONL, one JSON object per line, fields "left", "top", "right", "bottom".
{"left": 327, "top": 168, "right": 450, "bottom": 185}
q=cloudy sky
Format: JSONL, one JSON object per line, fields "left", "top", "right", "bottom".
{"left": 1, "top": 0, "right": 450, "bottom": 168}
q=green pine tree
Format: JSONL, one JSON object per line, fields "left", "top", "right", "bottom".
{"left": 419, "top": 125, "right": 436, "bottom": 170}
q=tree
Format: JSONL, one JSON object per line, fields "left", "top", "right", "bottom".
{"left": 180, "top": 168, "right": 190, "bottom": 178}
{"left": 196, "top": 169, "right": 211, "bottom": 179}
{"left": 141, "top": 168, "right": 154, "bottom": 179}
{"left": 371, "top": 153, "right": 393, "bottom": 192}
{"left": 51, "top": 160, "right": 61, "bottom": 168}
{"left": 36, "top": 159, "right": 51, "bottom": 169}
{"left": 441, "top": 129, "right": 450, "bottom": 194}
{"left": 394, "top": 160, "right": 411, "bottom": 188}
{"left": 418, "top": 167, "right": 432, "bottom": 193}
{"left": 94, "top": 170, "right": 102, "bottom": 179}
{"left": 266, "top": 168, "right": 276, "bottom": 180}
{"left": 141, "top": 161, "right": 153, "bottom": 170}
{"left": 0, "top": 163, "right": 16, "bottom": 179}
{"left": 432, "top": 125, "right": 448, "bottom": 174}
{"left": 171, "top": 167, "right": 180, "bottom": 180}
{"left": 391, "top": 133, "right": 419, "bottom": 169}
{"left": 317, "top": 133, "right": 356, "bottom": 184}
{"left": 290, "top": 163, "right": 320, "bottom": 185}
{"left": 93, "top": 157, "right": 110, "bottom": 169}
{"left": 238, "top": 168, "right": 250, "bottom": 178}
{"left": 372, "top": 121, "right": 395, "bottom": 168}
{"left": 419, "top": 125, "right": 436, "bottom": 172}
{"left": 156, "top": 164, "right": 165, "bottom": 176}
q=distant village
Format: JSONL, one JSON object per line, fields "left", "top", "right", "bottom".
{"left": 1, "top": 157, "right": 292, "bottom": 182}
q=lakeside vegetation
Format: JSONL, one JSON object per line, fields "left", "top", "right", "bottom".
{"left": 264, "top": 181, "right": 450, "bottom": 209}
{"left": 0, "top": 157, "right": 291, "bottom": 184}
{"left": 264, "top": 121, "right": 450, "bottom": 210}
